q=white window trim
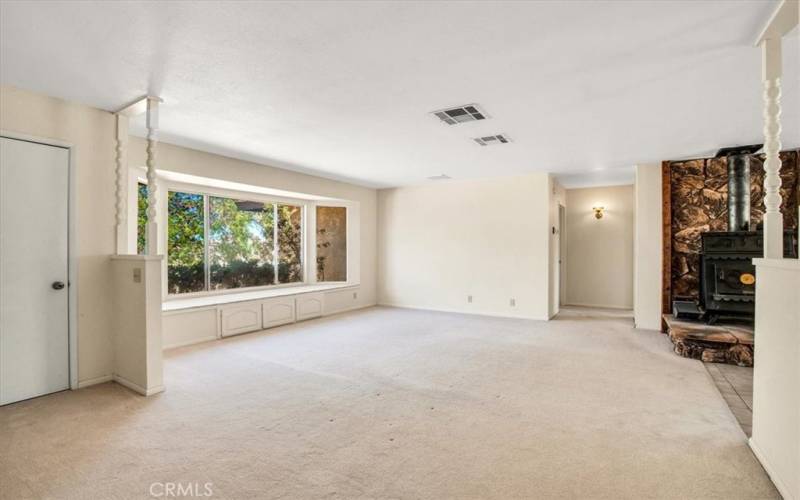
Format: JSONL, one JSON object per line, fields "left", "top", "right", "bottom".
{"left": 128, "top": 167, "right": 358, "bottom": 301}
{"left": 312, "top": 202, "right": 354, "bottom": 286}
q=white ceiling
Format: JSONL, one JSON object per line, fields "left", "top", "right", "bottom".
{"left": 1, "top": 0, "right": 796, "bottom": 188}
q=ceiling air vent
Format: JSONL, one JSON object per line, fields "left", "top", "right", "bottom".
{"left": 427, "top": 174, "right": 451, "bottom": 181}
{"left": 473, "top": 134, "right": 511, "bottom": 146}
{"left": 431, "top": 104, "right": 488, "bottom": 125}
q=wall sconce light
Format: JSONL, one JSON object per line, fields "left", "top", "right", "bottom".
{"left": 593, "top": 206, "right": 605, "bottom": 219}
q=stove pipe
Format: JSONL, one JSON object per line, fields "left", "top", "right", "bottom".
{"left": 715, "top": 144, "right": 762, "bottom": 232}
{"left": 728, "top": 154, "right": 751, "bottom": 232}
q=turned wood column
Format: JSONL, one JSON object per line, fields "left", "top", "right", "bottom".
{"left": 760, "top": 37, "right": 783, "bottom": 259}
{"left": 145, "top": 97, "right": 160, "bottom": 256}
{"left": 114, "top": 113, "right": 129, "bottom": 254}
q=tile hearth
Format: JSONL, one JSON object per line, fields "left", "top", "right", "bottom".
{"left": 705, "top": 362, "right": 753, "bottom": 436}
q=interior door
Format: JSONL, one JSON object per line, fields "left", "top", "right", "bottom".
{"left": 1, "top": 137, "right": 70, "bottom": 405}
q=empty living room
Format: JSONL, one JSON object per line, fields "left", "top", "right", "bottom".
{"left": 1, "top": 1, "right": 799, "bottom": 499}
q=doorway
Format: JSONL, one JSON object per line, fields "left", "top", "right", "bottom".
{"left": 564, "top": 185, "right": 634, "bottom": 309}
{"left": 1, "top": 136, "right": 72, "bottom": 405}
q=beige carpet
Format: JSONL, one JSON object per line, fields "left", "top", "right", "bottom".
{"left": 0, "top": 306, "right": 778, "bottom": 499}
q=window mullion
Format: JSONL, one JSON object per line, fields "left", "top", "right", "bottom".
{"left": 273, "top": 202, "right": 279, "bottom": 285}
{"left": 204, "top": 194, "right": 210, "bottom": 292}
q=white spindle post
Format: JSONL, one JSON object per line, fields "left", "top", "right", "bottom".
{"left": 114, "top": 114, "right": 129, "bottom": 254}
{"left": 760, "top": 37, "right": 783, "bottom": 259}
{"left": 145, "top": 97, "right": 161, "bottom": 256}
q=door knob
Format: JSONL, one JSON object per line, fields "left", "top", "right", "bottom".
{"left": 52, "top": 281, "right": 65, "bottom": 290}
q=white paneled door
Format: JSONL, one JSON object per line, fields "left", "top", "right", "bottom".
{"left": 0, "top": 137, "right": 70, "bottom": 405}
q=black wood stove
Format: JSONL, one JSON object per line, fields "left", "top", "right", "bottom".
{"left": 700, "top": 231, "right": 797, "bottom": 324}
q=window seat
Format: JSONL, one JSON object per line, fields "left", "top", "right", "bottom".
{"left": 162, "top": 283, "right": 357, "bottom": 312}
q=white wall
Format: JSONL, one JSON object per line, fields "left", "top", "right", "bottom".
{"left": 110, "top": 256, "right": 164, "bottom": 395}
{"left": 377, "top": 174, "right": 551, "bottom": 320}
{"left": 750, "top": 259, "right": 800, "bottom": 500}
{"left": 0, "top": 85, "right": 378, "bottom": 386}
{"left": 633, "top": 164, "right": 663, "bottom": 330}
{"left": 1, "top": 85, "right": 117, "bottom": 384}
{"left": 565, "top": 184, "right": 634, "bottom": 309}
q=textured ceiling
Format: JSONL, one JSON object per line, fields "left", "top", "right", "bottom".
{"left": 1, "top": 0, "right": 796, "bottom": 188}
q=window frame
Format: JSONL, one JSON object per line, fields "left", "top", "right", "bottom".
{"left": 128, "top": 168, "right": 358, "bottom": 302}
{"left": 161, "top": 181, "right": 309, "bottom": 300}
{"left": 165, "top": 187, "right": 208, "bottom": 296}
{"left": 309, "top": 199, "right": 356, "bottom": 286}
{"left": 314, "top": 204, "right": 349, "bottom": 284}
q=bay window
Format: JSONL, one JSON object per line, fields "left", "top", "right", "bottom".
{"left": 130, "top": 170, "right": 355, "bottom": 298}
{"left": 165, "top": 189, "right": 309, "bottom": 295}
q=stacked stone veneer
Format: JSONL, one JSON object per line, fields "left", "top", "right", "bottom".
{"left": 670, "top": 150, "right": 798, "bottom": 299}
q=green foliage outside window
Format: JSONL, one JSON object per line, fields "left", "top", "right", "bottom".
{"left": 166, "top": 191, "right": 303, "bottom": 294}
{"left": 315, "top": 206, "right": 346, "bottom": 281}
{"left": 167, "top": 192, "right": 205, "bottom": 294}
{"left": 137, "top": 183, "right": 147, "bottom": 254}
{"left": 278, "top": 204, "right": 303, "bottom": 283}
{"left": 209, "top": 197, "right": 274, "bottom": 290}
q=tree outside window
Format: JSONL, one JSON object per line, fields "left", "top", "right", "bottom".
{"left": 137, "top": 182, "right": 147, "bottom": 255}
{"left": 316, "top": 206, "right": 346, "bottom": 282}
{"left": 166, "top": 192, "right": 304, "bottom": 294}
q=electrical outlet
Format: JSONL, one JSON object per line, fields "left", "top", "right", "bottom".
{"left": 467, "top": 295, "right": 473, "bottom": 303}
{"left": 353, "top": 292, "right": 358, "bottom": 300}
{"left": 510, "top": 298, "right": 516, "bottom": 307}
{"left": 133, "top": 268, "right": 142, "bottom": 283}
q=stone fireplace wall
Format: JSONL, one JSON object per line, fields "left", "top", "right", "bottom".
{"left": 669, "top": 150, "right": 799, "bottom": 299}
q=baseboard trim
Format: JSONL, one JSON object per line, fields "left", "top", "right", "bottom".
{"left": 76, "top": 374, "right": 113, "bottom": 389}
{"left": 113, "top": 374, "right": 165, "bottom": 397}
{"left": 563, "top": 302, "right": 633, "bottom": 310}
{"left": 377, "top": 302, "right": 546, "bottom": 321}
{"left": 323, "top": 303, "right": 375, "bottom": 317}
{"left": 748, "top": 437, "right": 794, "bottom": 500}
{"left": 163, "top": 335, "right": 218, "bottom": 350}
{"left": 633, "top": 321, "right": 662, "bottom": 332}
